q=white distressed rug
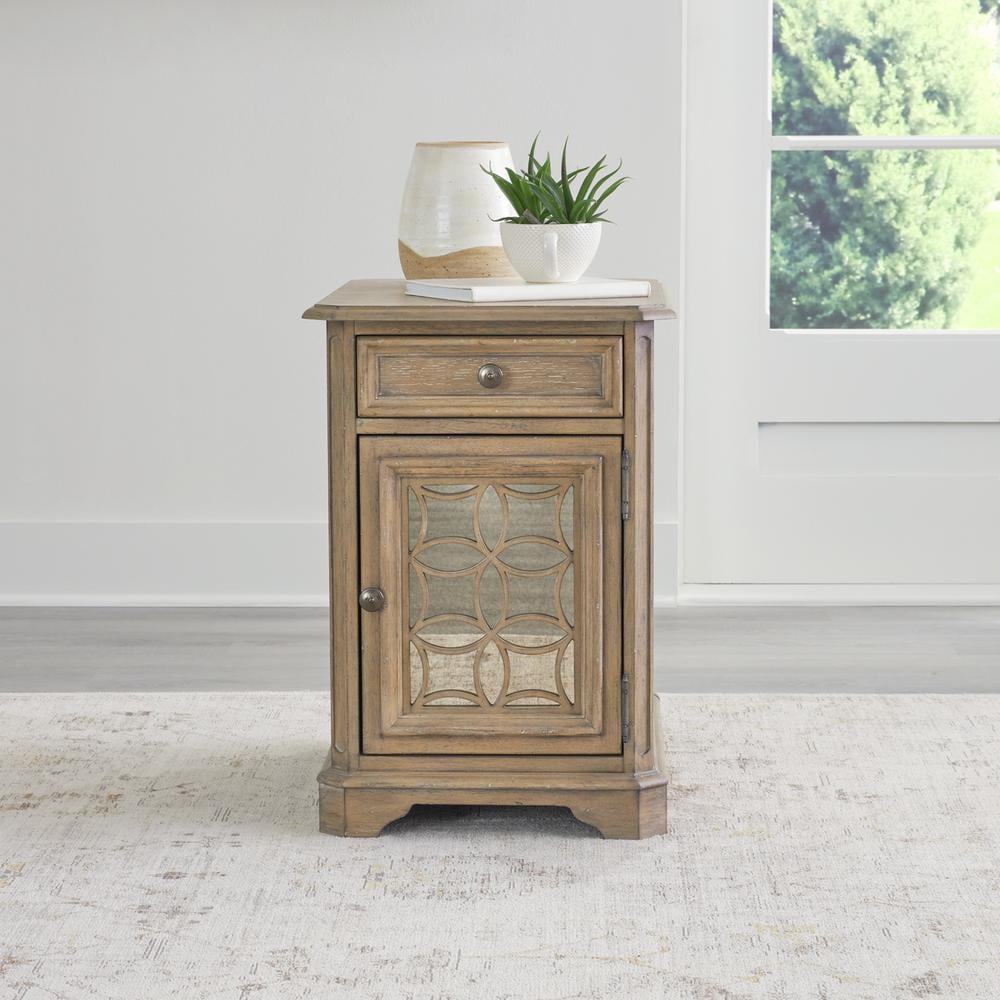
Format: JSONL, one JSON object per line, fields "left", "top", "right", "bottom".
{"left": 1, "top": 693, "right": 998, "bottom": 1000}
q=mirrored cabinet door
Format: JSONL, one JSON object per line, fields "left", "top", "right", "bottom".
{"left": 359, "top": 437, "right": 622, "bottom": 755}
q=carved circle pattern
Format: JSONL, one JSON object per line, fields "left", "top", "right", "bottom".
{"left": 407, "top": 481, "right": 576, "bottom": 710}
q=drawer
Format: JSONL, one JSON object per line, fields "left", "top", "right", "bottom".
{"left": 356, "top": 336, "right": 623, "bottom": 418}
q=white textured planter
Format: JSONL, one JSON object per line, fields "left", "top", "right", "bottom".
{"left": 398, "top": 141, "right": 517, "bottom": 279}
{"left": 500, "top": 222, "right": 602, "bottom": 283}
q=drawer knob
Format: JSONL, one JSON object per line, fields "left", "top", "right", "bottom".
{"left": 477, "top": 363, "right": 504, "bottom": 389}
{"left": 358, "top": 587, "right": 385, "bottom": 612}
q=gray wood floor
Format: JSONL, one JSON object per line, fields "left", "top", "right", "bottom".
{"left": 1, "top": 606, "right": 998, "bottom": 692}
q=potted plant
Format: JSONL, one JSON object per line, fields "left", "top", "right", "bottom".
{"left": 482, "top": 136, "right": 628, "bottom": 283}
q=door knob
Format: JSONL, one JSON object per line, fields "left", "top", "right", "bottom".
{"left": 478, "top": 363, "right": 503, "bottom": 388}
{"left": 358, "top": 587, "right": 385, "bottom": 612}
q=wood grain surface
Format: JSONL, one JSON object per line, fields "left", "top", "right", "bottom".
{"left": 302, "top": 278, "right": 675, "bottom": 322}
{"left": 357, "top": 336, "right": 623, "bottom": 418}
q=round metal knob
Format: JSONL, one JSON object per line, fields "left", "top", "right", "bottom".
{"left": 478, "top": 363, "right": 504, "bottom": 389}
{"left": 358, "top": 587, "right": 385, "bottom": 612}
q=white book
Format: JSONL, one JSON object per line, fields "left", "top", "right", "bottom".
{"left": 405, "top": 276, "right": 651, "bottom": 303}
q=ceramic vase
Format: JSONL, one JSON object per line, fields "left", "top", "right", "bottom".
{"left": 500, "top": 222, "right": 602, "bottom": 283}
{"left": 398, "top": 141, "right": 518, "bottom": 279}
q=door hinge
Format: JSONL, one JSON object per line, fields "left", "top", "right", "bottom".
{"left": 621, "top": 448, "right": 631, "bottom": 521}
{"left": 621, "top": 673, "right": 632, "bottom": 744}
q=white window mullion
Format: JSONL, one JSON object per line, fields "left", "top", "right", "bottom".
{"left": 772, "top": 135, "right": 1000, "bottom": 151}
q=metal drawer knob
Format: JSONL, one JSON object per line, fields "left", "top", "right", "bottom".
{"left": 477, "top": 363, "right": 504, "bottom": 389}
{"left": 359, "top": 587, "right": 385, "bottom": 612}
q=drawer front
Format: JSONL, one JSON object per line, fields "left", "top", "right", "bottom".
{"left": 356, "top": 336, "right": 623, "bottom": 418}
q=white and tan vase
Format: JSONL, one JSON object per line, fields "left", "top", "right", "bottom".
{"left": 398, "top": 141, "right": 518, "bottom": 279}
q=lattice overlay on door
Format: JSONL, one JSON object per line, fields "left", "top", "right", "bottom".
{"left": 405, "top": 480, "right": 576, "bottom": 709}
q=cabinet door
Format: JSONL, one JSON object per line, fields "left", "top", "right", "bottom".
{"left": 359, "top": 436, "right": 622, "bottom": 755}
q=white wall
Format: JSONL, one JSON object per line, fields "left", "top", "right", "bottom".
{"left": 1, "top": 0, "right": 682, "bottom": 605}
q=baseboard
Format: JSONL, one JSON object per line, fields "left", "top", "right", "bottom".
{"left": 2, "top": 593, "right": 330, "bottom": 607}
{"left": 3, "top": 519, "right": 682, "bottom": 608}
{"left": 676, "top": 584, "right": 1000, "bottom": 606}
{"left": 653, "top": 521, "right": 679, "bottom": 608}
{"left": 15, "top": 523, "right": 990, "bottom": 609}
{"left": 0, "top": 522, "right": 329, "bottom": 606}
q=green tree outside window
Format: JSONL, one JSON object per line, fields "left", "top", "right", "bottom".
{"left": 771, "top": 0, "right": 1000, "bottom": 329}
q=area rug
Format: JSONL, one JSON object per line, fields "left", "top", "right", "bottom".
{"left": 0, "top": 693, "right": 998, "bottom": 1000}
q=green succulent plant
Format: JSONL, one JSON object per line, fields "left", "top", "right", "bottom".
{"left": 482, "top": 135, "right": 628, "bottom": 225}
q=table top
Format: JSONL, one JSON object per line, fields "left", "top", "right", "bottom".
{"left": 302, "top": 278, "right": 675, "bottom": 323}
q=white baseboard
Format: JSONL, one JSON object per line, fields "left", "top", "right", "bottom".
{"left": 2, "top": 519, "right": 686, "bottom": 608}
{"left": 677, "top": 584, "right": 1000, "bottom": 606}
{"left": 653, "top": 521, "right": 679, "bottom": 608}
{"left": 0, "top": 522, "right": 329, "bottom": 606}
{"left": 3, "top": 593, "right": 331, "bottom": 607}
{"left": 9, "top": 522, "right": 992, "bottom": 609}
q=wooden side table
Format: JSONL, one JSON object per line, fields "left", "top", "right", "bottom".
{"left": 303, "top": 279, "right": 673, "bottom": 838}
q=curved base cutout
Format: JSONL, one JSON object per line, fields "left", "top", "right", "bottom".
{"left": 318, "top": 766, "right": 667, "bottom": 840}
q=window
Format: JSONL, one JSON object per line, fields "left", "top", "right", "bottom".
{"left": 770, "top": 0, "right": 1000, "bottom": 329}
